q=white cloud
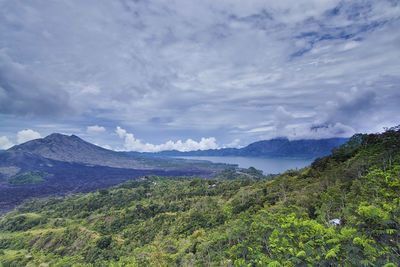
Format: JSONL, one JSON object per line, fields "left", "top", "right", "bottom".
{"left": 115, "top": 126, "right": 218, "bottom": 152}
{"left": 116, "top": 126, "right": 127, "bottom": 139}
{"left": 287, "top": 123, "right": 355, "bottom": 140}
{"left": 247, "top": 126, "right": 275, "bottom": 133}
{"left": 17, "top": 129, "right": 41, "bottom": 144}
{"left": 0, "top": 136, "right": 14, "bottom": 149}
{"left": 224, "top": 138, "right": 242, "bottom": 148}
{"left": 101, "top": 144, "right": 112, "bottom": 150}
{"left": 87, "top": 125, "right": 106, "bottom": 134}
{"left": 342, "top": 41, "right": 360, "bottom": 51}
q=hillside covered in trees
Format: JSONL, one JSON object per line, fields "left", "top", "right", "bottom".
{"left": 0, "top": 128, "right": 399, "bottom": 266}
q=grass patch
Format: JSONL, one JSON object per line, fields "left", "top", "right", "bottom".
{"left": 8, "top": 171, "right": 47, "bottom": 185}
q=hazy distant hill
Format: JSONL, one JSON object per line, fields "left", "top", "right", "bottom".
{"left": 239, "top": 137, "right": 348, "bottom": 157}
{"left": 131, "top": 137, "right": 348, "bottom": 158}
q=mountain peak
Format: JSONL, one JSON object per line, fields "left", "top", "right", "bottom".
{"left": 6, "top": 133, "right": 149, "bottom": 169}
{"left": 45, "top": 133, "right": 68, "bottom": 139}
{"left": 43, "top": 133, "right": 82, "bottom": 141}
{"left": 8, "top": 133, "right": 96, "bottom": 155}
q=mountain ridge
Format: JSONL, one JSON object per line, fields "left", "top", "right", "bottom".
{"left": 130, "top": 137, "right": 349, "bottom": 158}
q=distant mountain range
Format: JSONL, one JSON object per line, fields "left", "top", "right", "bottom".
{"left": 129, "top": 137, "right": 349, "bottom": 158}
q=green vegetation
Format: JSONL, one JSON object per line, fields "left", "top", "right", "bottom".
{"left": 0, "top": 129, "right": 400, "bottom": 266}
{"left": 7, "top": 171, "right": 47, "bottom": 185}
{"left": 216, "top": 166, "right": 276, "bottom": 181}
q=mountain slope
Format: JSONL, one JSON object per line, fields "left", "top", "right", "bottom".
{"left": 0, "top": 129, "right": 399, "bottom": 266}
{"left": 8, "top": 133, "right": 150, "bottom": 169}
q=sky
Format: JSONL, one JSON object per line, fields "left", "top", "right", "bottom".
{"left": 0, "top": 0, "right": 399, "bottom": 152}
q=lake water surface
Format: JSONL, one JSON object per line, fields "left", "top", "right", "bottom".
{"left": 176, "top": 156, "right": 314, "bottom": 174}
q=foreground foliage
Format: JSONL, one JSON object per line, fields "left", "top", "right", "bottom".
{"left": 0, "top": 129, "right": 400, "bottom": 266}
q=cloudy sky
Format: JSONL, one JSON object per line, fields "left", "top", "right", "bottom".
{"left": 0, "top": 0, "right": 399, "bottom": 151}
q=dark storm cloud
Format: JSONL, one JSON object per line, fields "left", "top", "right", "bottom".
{"left": 326, "top": 90, "right": 377, "bottom": 124}
{"left": 0, "top": 52, "right": 71, "bottom": 117}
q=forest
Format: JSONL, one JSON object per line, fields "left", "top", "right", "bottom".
{"left": 0, "top": 128, "right": 399, "bottom": 266}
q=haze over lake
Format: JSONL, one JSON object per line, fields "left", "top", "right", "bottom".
{"left": 175, "top": 156, "right": 314, "bottom": 174}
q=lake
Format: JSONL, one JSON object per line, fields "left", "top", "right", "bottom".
{"left": 176, "top": 156, "right": 314, "bottom": 174}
